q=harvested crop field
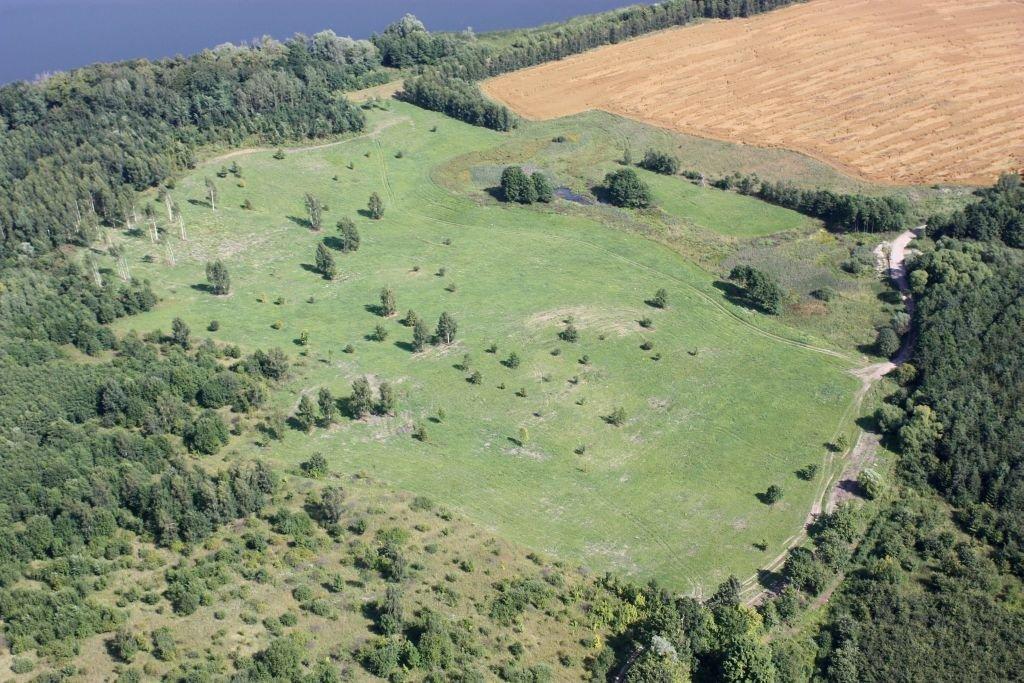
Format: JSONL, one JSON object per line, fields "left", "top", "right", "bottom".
{"left": 483, "top": 0, "right": 1024, "bottom": 186}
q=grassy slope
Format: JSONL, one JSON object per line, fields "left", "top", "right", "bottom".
{"left": 110, "top": 102, "right": 860, "bottom": 593}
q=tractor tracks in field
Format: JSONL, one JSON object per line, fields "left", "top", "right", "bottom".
{"left": 373, "top": 142, "right": 854, "bottom": 366}
{"left": 372, "top": 128, "right": 921, "bottom": 603}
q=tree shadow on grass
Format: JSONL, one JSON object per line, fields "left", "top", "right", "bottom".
{"left": 322, "top": 235, "right": 345, "bottom": 251}
{"left": 287, "top": 215, "right": 311, "bottom": 229}
{"left": 712, "top": 280, "right": 768, "bottom": 313}
{"left": 877, "top": 289, "right": 903, "bottom": 305}
{"left": 188, "top": 198, "right": 211, "bottom": 209}
{"left": 299, "top": 263, "right": 319, "bottom": 275}
{"left": 757, "top": 568, "right": 783, "bottom": 590}
{"left": 393, "top": 340, "right": 416, "bottom": 353}
{"left": 190, "top": 283, "right": 215, "bottom": 294}
{"left": 484, "top": 186, "right": 506, "bottom": 202}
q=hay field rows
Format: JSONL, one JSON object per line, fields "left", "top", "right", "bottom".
{"left": 482, "top": 0, "right": 1024, "bottom": 186}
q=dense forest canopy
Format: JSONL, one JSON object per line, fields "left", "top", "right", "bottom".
{"left": 0, "top": 33, "right": 375, "bottom": 255}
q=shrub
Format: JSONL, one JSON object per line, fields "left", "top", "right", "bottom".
{"left": 606, "top": 407, "right": 627, "bottom": 426}
{"left": 559, "top": 323, "right": 579, "bottom": 343}
{"left": 604, "top": 169, "right": 652, "bottom": 208}
{"left": 810, "top": 287, "right": 836, "bottom": 302}
{"left": 650, "top": 288, "right": 669, "bottom": 308}
{"left": 764, "top": 484, "right": 784, "bottom": 504}
{"left": 875, "top": 327, "right": 901, "bottom": 357}
{"left": 640, "top": 149, "right": 680, "bottom": 175}
{"left": 501, "top": 166, "right": 536, "bottom": 204}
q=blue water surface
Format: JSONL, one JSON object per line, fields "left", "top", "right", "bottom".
{"left": 0, "top": 0, "right": 644, "bottom": 84}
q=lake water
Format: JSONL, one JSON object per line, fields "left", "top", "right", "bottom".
{"left": 0, "top": 0, "right": 643, "bottom": 84}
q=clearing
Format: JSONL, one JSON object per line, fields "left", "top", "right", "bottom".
{"left": 482, "top": 0, "right": 1024, "bottom": 186}
{"left": 109, "top": 102, "right": 862, "bottom": 593}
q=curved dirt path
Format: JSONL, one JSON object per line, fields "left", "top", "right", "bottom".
{"left": 741, "top": 226, "right": 921, "bottom": 605}
{"left": 200, "top": 115, "right": 409, "bottom": 168}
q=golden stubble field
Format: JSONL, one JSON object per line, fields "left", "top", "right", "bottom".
{"left": 483, "top": 0, "right": 1024, "bottom": 186}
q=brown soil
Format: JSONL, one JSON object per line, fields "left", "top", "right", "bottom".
{"left": 483, "top": 0, "right": 1024, "bottom": 186}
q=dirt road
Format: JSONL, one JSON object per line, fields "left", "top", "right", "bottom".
{"left": 741, "top": 226, "right": 920, "bottom": 605}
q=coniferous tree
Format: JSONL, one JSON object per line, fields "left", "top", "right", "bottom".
{"left": 368, "top": 192, "right": 385, "bottom": 219}
{"left": 402, "top": 309, "right": 421, "bottom": 327}
{"left": 315, "top": 242, "right": 337, "bottom": 279}
{"left": 318, "top": 387, "right": 336, "bottom": 425}
{"left": 651, "top": 288, "right": 669, "bottom": 309}
{"left": 412, "top": 318, "right": 431, "bottom": 351}
{"left": 435, "top": 312, "right": 458, "bottom": 344}
{"left": 336, "top": 218, "right": 361, "bottom": 252}
{"left": 379, "top": 288, "right": 397, "bottom": 317}
{"left": 349, "top": 377, "right": 376, "bottom": 418}
{"left": 305, "top": 193, "right": 324, "bottom": 230}
{"left": 377, "top": 382, "right": 397, "bottom": 416}
{"left": 295, "top": 394, "right": 318, "bottom": 432}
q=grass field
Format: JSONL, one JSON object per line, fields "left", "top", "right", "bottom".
{"left": 108, "top": 102, "right": 862, "bottom": 593}
{"left": 483, "top": 0, "right": 1024, "bottom": 186}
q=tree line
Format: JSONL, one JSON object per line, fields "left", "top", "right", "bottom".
{"left": 712, "top": 174, "right": 909, "bottom": 233}
{"left": 391, "top": 0, "right": 802, "bottom": 82}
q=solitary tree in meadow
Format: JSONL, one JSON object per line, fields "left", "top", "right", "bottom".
{"left": 559, "top": 322, "right": 579, "bottom": 342}
{"left": 350, "top": 377, "right": 375, "bottom": 418}
{"left": 295, "top": 394, "right": 318, "bottom": 432}
{"left": 315, "top": 242, "right": 337, "bottom": 279}
{"left": 435, "top": 312, "right": 458, "bottom": 344}
{"left": 337, "top": 218, "right": 361, "bottom": 252}
{"left": 402, "top": 309, "right": 420, "bottom": 327}
{"left": 305, "top": 194, "right": 324, "bottom": 230}
{"left": 604, "top": 169, "right": 652, "bottom": 208}
{"left": 380, "top": 288, "right": 397, "bottom": 317}
{"left": 377, "top": 382, "right": 397, "bottom": 416}
{"left": 205, "top": 260, "right": 231, "bottom": 295}
{"left": 412, "top": 318, "right": 431, "bottom": 351}
{"left": 204, "top": 178, "right": 218, "bottom": 211}
{"left": 318, "top": 387, "right": 336, "bottom": 425}
{"left": 368, "top": 192, "right": 385, "bottom": 220}
{"left": 764, "top": 484, "right": 784, "bottom": 505}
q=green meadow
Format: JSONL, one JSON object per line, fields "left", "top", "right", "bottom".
{"left": 111, "top": 101, "right": 861, "bottom": 592}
